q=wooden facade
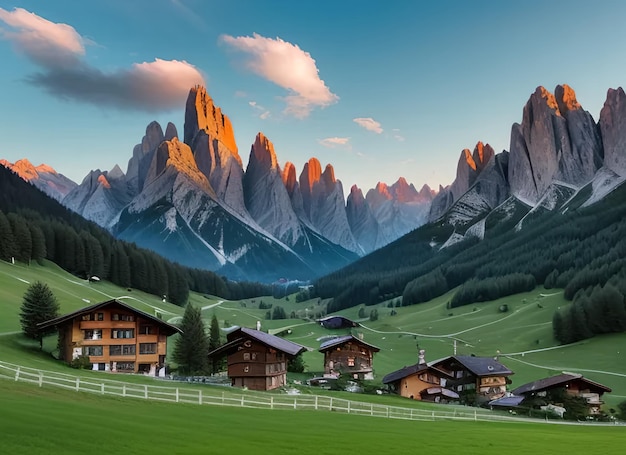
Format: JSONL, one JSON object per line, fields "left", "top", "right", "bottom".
{"left": 208, "top": 327, "right": 305, "bottom": 391}
{"left": 319, "top": 335, "right": 379, "bottom": 380}
{"left": 383, "top": 351, "right": 458, "bottom": 402}
{"left": 38, "top": 299, "right": 180, "bottom": 375}
{"left": 430, "top": 355, "right": 513, "bottom": 404}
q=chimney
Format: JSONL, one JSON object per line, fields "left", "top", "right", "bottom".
{"left": 418, "top": 349, "right": 426, "bottom": 365}
{"left": 256, "top": 320, "right": 261, "bottom": 331}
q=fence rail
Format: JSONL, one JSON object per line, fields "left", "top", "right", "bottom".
{"left": 0, "top": 361, "right": 617, "bottom": 426}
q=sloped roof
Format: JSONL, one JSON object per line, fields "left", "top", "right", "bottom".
{"left": 318, "top": 335, "right": 380, "bottom": 353}
{"left": 488, "top": 395, "right": 526, "bottom": 407}
{"left": 37, "top": 298, "right": 181, "bottom": 335}
{"left": 317, "top": 315, "right": 359, "bottom": 328}
{"left": 209, "top": 327, "right": 306, "bottom": 358}
{"left": 512, "top": 373, "right": 612, "bottom": 395}
{"left": 431, "top": 355, "right": 513, "bottom": 377}
{"left": 382, "top": 363, "right": 429, "bottom": 384}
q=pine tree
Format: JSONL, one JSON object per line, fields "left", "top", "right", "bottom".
{"left": 20, "top": 281, "right": 60, "bottom": 349}
{"left": 208, "top": 314, "right": 222, "bottom": 374}
{"left": 172, "top": 304, "right": 209, "bottom": 375}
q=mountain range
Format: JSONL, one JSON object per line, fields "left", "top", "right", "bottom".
{"left": 2, "top": 86, "right": 434, "bottom": 282}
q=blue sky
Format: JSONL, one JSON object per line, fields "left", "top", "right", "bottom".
{"left": 2, "top": 0, "right": 626, "bottom": 194}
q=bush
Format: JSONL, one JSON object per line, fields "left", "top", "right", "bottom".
{"left": 69, "top": 355, "right": 91, "bottom": 369}
{"left": 618, "top": 400, "right": 626, "bottom": 420}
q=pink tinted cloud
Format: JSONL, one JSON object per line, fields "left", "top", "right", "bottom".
{"left": 0, "top": 7, "right": 85, "bottom": 68}
{"left": 0, "top": 8, "right": 205, "bottom": 112}
{"left": 353, "top": 117, "right": 383, "bottom": 134}
{"left": 220, "top": 33, "right": 338, "bottom": 118}
{"left": 319, "top": 137, "right": 351, "bottom": 148}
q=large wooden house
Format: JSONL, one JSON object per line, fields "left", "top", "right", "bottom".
{"left": 319, "top": 335, "right": 379, "bottom": 380}
{"left": 382, "top": 350, "right": 459, "bottom": 402}
{"left": 38, "top": 299, "right": 181, "bottom": 375}
{"left": 508, "top": 373, "right": 612, "bottom": 416}
{"left": 429, "top": 355, "right": 513, "bottom": 404}
{"left": 208, "top": 327, "right": 306, "bottom": 391}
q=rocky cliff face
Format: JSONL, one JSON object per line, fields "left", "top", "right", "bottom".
{"left": 0, "top": 158, "right": 77, "bottom": 202}
{"left": 184, "top": 86, "right": 248, "bottom": 218}
{"left": 243, "top": 133, "right": 303, "bottom": 245}
{"left": 509, "top": 85, "right": 602, "bottom": 204}
{"left": 346, "top": 185, "right": 384, "bottom": 253}
{"left": 599, "top": 87, "right": 626, "bottom": 176}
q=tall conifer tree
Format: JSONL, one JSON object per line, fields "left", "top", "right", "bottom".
{"left": 20, "top": 281, "right": 60, "bottom": 349}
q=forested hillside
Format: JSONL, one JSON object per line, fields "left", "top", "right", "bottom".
{"left": 314, "top": 184, "right": 626, "bottom": 343}
{"left": 0, "top": 166, "right": 272, "bottom": 304}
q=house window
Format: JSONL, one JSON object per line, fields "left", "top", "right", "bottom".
{"left": 139, "top": 343, "right": 157, "bottom": 355}
{"left": 139, "top": 325, "right": 154, "bottom": 335}
{"left": 112, "top": 329, "right": 135, "bottom": 339}
{"left": 96, "top": 312, "right": 104, "bottom": 321}
{"left": 110, "top": 345, "right": 136, "bottom": 356}
{"left": 116, "top": 362, "right": 135, "bottom": 371}
{"left": 251, "top": 352, "right": 257, "bottom": 360}
{"left": 456, "top": 370, "right": 463, "bottom": 379}
{"left": 243, "top": 353, "right": 251, "bottom": 360}
{"left": 244, "top": 366, "right": 250, "bottom": 373}
{"left": 347, "top": 358, "right": 355, "bottom": 367}
{"left": 84, "top": 346, "right": 103, "bottom": 356}
{"left": 111, "top": 313, "right": 134, "bottom": 321}
{"left": 83, "top": 330, "right": 102, "bottom": 340}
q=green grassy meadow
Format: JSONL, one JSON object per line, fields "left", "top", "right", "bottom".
{"left": 0, "top": 380, "right": 623, "bottom": 455}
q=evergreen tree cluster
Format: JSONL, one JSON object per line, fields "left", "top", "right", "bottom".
{"left": 0, "top": 166, "right": 273, "bottom": 304}
{"left": 19, "top": 281, "right": 60, "bottom": 348}
{"left": 553, "top": 279, "right": 626, "bottom": 344}
{"left": 314, "top": 182, "right": 626, "bottom": 313}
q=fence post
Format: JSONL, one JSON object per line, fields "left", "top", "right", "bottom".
{"left": 271, "top": 396, "right": 274, "bottom": 410}
{"left": 123, "top": 384, "right": 126, "bottom": 397}
{"left": 410, "top": 409, "right": 413, "bottom": 420}
{"left": 176, "top": 388, "right": 179, "bottom": 403}
{"left": 347, "top": 401, "right": 351, "bottom": 414}
{"left": 76, "top": 378, "right": 80, "bottom": 391}
{"left": 38, "top": 372, "right": 43, "bottom": 387}
{"left": 474, "top": 410, "right": 477, "bottom": 421}
{"left": 294, "top": 398, "right": 297, "bottom": 410}
{"left": 199, "top": 390, "right": 202, "bottom": 405}
{"left": 144, "top": 385, "right": 148, "bottom": 399}
{"left": 330, "top": 397, "right": 333, "bottom": 411}
{"left": 222, "top": 391, "right": 224, "bottom": 405}
{"left": 386, "top": 406, "right": 389, "bottom": 418}
{"left": 432, "top": 410, "right": 435, "bottom": 421}
{"left": 241, "top": 395, "right": 244, "bottom": 407}
{"left": 14, "top": 367, "right": 20, "bottom": 381}
{"left": 315, "top": 396, "right": 318, "bottom": 411}
{"left": 101, "top": 383, "right": 105, "bottom": 395}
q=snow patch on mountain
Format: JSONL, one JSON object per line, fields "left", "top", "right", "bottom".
{"left": 582, "top": 167, "right": 626, "bottom": 207}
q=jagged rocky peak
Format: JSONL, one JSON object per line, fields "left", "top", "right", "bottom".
{"left": 321, "top": 163, "right": 336, "bottom": 186}
{"left": 250, "top": 132, "right": 279, "bottom": 172}
{"left": 183, "top": 85, "right": 240, "bottom": 165}
{"left": 143, "top": 121, "right": 165, "bottom": 154}
{"left": 600, "top": 87, "right": 626, "bottom": 176}
{"left": 164, "top": 122, "right": 178, "bottom": 141}
{"left": 282, "top": 161, "right": 297, "bottom": 194}
{"left": 300, "top": 157, "right": 322, "bottom": 193}
{"left": 509, "top": 84, "right": 602, "bottom": 203}
{"left": 418, "top": 184, "right": 436, "bottom": 200}
{"left": 108, "top": 164, "right": 125, "bottom": 180}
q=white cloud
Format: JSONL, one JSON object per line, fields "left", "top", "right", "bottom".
{"left": 353, "top": 117, "right": 383, "bottom": 134}
{"left": 319, "top": 137, "right": 351, "bottom": 148}
{"left": 260, "top": 111, "right": 270, "bottom": 120}
{"left": 220, "top": 33, "right": 338, "bottom": 118}
{"left": 0, "top": 8, "right": 205, "bottom": 112}
{"left": 249, "top": 100, "right": 271, "bottom": 120}
{"left": 0, "top": 7, "right": 85, "bottom": 68}
{"left": 394, "top": 134, "right": 405, "bottom": 142}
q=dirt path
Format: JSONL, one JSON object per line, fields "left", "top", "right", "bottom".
{"left": 503, "top": 355, "right": 626, "bottom": 378}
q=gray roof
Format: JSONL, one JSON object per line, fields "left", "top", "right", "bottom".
{"left": 382, "top": 363, "right": 429, "bottom": 384}
{"left": 318, "top": 335, "right": 380, "bottom": 353}
{"left": 512, "top": 373, "right": 612, "bottom": 395}
{"left": 432, "top": 355, "right": 513, "bottom": 377}
{"left": 209, "top": 327, "right": 306, "bottom": 357}
{"left": 37, "top": 298, "right": 181, "bottom": 335}
{"left": 488, "top": 395, "right": 526, "bottom": 407}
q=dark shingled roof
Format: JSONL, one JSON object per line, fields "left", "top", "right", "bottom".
{"left": 432, "top": 355, "right": 513, "bottom": 377}
{"left": 488, "top": 395, "right": 526, "bottom": 407}
{"left": 382, "top": 363, "right": 429, "bottom": 384}
{"left": 208, "top": 327, "right": 306, "bottom": 358}
{"left": 317, "top": 315, "right": 359, "bottom": 329}
{"left": 37, "top": 298, "right": 181, "bottom": 335}
{"left": 318, "top": 335, "right": 380, "bottom": 353}
{"left": 512, "top": 373, "right": 612, "bottom": 396}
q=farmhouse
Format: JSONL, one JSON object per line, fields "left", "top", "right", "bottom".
{"left": 319, "top": 335, "right": 379, "bottom": 380}
{"left": 382, "top": 350, "right": 459, "bottom": 402}
{"left": 429, "top": 355, "right": 513, "bottom": 404}
{"left": 208, "top": 327, "right": 306, "bottom": 391}
{"left": 38, "top": 299, "right": 181, "bottom": 375}
{"left": 507, "top": 372, "right": 612, "bottom": 416}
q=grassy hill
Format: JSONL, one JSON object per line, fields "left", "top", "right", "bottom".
{"left": 1, "top": 258, "right": 625, "bottom": 409}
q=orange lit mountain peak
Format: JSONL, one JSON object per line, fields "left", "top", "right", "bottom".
{"left": 252, "top": 132, "right": 278, "bottom": 170}
{"left": 282, "top": 161, "right": 297, "bottom": 192}
{"left": 303, "top": 157, "right": 322, "bottom": 191}
{"left": 555, "top": 84, "right": 581, "bottom": 112}
{"left": 322, "top": 164, "right": 336, "bottom": 185}
{"left": 463, "top": 148, "right": 477, "bottom": 171}
{"left": 538, "top": 86, "right": 561, "bottom": 115}
{"left": 97, "top": 174, "right": 111, "bottom": 189}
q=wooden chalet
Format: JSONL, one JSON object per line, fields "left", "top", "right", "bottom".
{"left": 507, "top": 373, "right": 612, "bottom": 415}
{"left": 319, "top": 335, "right": 379, "bottom": 380}
{"left": 317, "top": 315, "right": 359, "bottom": 330}
{"left": 38, "top": 299, "right": 181, "bottom": 375}
{"left": 429, "top": 355, "right": 513, "bottom": 404}
{"left": 382, "top": 350, "right": 459, "bottom": 402}
{"left": 208, "top": 327, "right": 306, "bottom": 391}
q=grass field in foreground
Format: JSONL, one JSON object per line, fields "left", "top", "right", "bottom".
{"left": 0, "top": 380, "right": 624, "bottom": 455}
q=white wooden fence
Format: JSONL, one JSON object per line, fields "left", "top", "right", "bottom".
{"left": 0, "top": 361, "right": 617, "bottom": 426}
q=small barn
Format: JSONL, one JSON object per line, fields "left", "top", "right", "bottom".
{"left": 208, "top": 327, "right": 306, "bottom": 391}
{"left": 317, "top": 315, "right": 359, "bottom": 330}
{"left": 319, "top": 335, "right": 379, "bottom": 380}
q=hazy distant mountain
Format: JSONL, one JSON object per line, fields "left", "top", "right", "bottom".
{"left": 0, "top": 158, "right": 76, "bottom": 202}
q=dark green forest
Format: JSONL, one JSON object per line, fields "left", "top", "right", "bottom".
{"left": 0, "top": 166, "right": 272, "bottom": 305}
{"left": 315, "top": 182, "right": 626, "bottom": 344}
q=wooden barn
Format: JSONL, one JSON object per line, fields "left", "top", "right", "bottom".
{"left": 319, "top": 335, "right": 379, "bottom": 380}
{"left": 208, "top": 327, "right": 306, "bottom": 391}
{"left": 38, "top": 299, "right": 181, "bottom": 375}
{"left": 382, "top": 350, "right": 459, "bottom": 402}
